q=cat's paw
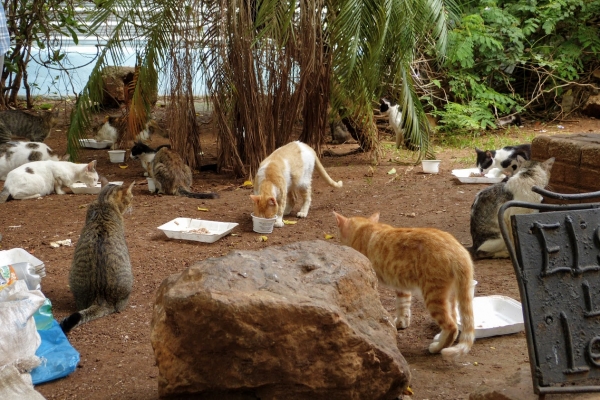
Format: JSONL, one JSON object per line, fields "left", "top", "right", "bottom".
{"left": 296, "top": 211, "right": 308, "bottom": 218}
{"left": 428, "top": 340, "right": 444, "bottom": 354}
{"left": 394, "top": 316, "right": 410, "bottom": 329}
{"left": 274, "top": 220, "right": 285, "bottom": 227}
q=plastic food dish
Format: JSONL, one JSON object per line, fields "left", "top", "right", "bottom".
{"left": 78, "top": 138, "right": 113, "bottom": 149}
{"left": 458, "top": 295, "right": 524, "bottom": 339}
{"left": 70, "top": 181, "right": 124, "bottom": 195}
{"left": 158, "top": 218, "right": 239, "bottom": 243}
{"left": 422, "top": 160, "right": 441, "bottom": 174}
{"left": 451, "top": 168, "right": 505, "bottom": 184}
{"left": 251, "top": 213, "right": 277, "bottom": 233}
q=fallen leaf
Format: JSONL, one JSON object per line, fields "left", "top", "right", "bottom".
{"left": 282, "top": 220, "right": 297, "bottom": 225}
{"left": 324, "top": 234, "right": 334, "bottom": 239}
{"left": 259, "top": 235, "right": 268, "bottom": 242}
{"left": 119, "top": 164, "right": 128, "bottom": 169}
{"left": 197, "top": 207, "right": 209, "bottom": 212}
{"left": 242, "top": 180, "right": 253, "bottom": 187}
{"left": 387, "top": 167, "right": 396, "bottom": 175}
{"left": 403, "top": 386, "right": 414, "bottom": 395}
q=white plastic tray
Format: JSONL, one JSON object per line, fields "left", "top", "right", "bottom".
{"left": 79, "top": 138, "right": 113, "bottom": 149}
{"left": 158, "top": 218, "right": 238, "bottom": 243}
{"left": 458, "top": 295, "right": 524, "bottom": 338}
{"left": 70, "top": 181, "right": 124, "bottom": 194}
{"left": 0, "top": 248, "right": 46, "bottom": 278}
{"left": 452, "top": 168, "right": 504, "bottom": 184}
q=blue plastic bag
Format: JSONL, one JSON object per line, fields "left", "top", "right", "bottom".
{"left": 31, "top": 300, "right": 80, "bottom": 385}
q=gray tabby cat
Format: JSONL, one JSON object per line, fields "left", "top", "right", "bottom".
{"left": 60, "top": 179, "right": 135, "bottom": 333}
{"left": 0, "top": 109, "right": 59, "bottom": 143}
{"left": 470, "top": 157, "right": 554, "bottom": 259}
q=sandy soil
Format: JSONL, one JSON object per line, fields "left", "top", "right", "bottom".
{"left": 2, "top": 106, "right": 600, "bottom": 400}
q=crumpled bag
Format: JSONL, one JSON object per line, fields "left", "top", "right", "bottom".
{"left": 31, "top": 319, "right": 80, "bottom": 385}
{"left": 0, "top": 280, "right": 45, "bottom": 371}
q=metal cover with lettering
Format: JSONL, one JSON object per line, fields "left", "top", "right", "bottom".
{"left": 511, "top": 208, "right": 600, "bottom": 389}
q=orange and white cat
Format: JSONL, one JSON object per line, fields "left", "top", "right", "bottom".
{"left": 251, "top": 141, "right": 343, "bottom": 227}
{"left": 334, "top": 211, "right": 475, "bottom": 360}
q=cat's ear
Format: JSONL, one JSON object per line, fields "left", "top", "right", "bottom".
{"left": 333, "top": 211, "right": 346, "bottom": 228}
{"left": 61, "top": 153, "right": 70, "bottom": 161}
{"left": 87, "top": 160, "right": 97, "bottom": 172}
{"left": 100, "top": 176, "right": 109, "bottom": 187}
{"left": 475, "top": 147, "right": 482, "bottom": 154}
{"left": 368, "top": 213, "right": 380, "bottom": 223}
{"left": 486, "top": 151, "right": 493, "bottom": 158}
{"left": 542, "top": 157, "right": 555, "bottom": 171}
{"left": 267, "top": 197, "right": 277, "bottom": 207}
{"left": 516, "top": 155, "right": 526, "bottom": 163}
{"left": 127, "top": 181, "right": 135, "bottom": 194}
{"left": 249, "top": 194, "right": 260, "bottom": 204}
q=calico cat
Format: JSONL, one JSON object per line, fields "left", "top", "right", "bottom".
{"left": 379, "top": 98, "right": 418, "bottom": 151}
{"left": 0, "top": 141, "right": 66, "bottom": 180}
{"left": 0, "top": 160, "right": 98, "bottom": 202}
{"left": 130, "top": 142, "right": 218, "bottom": 198}
{"left": 250, "top": 141, "right": 343, "bottom": 227}
{"left": 60, "top": 179, "right": 134, "bottom": 333}
{"left": 334, "top": 211, "right": 475, "bottom": 360}
{"left": 470, "top": 157, "right": 555, "bottom": 259}
{"left": 95, "top": 116, "right": 161, "bottom": 148}
{"left": 0, "top": 109, "right": 58, "bottom": 143}
{"left": 475, "top": 144, "right": 531, "bottom": 175}
{"left": 130, "top": 141, "right": 216, "bottom": 177}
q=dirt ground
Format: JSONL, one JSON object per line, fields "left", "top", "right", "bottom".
{"left": 2, "top": 106, "right": 600, "bottom": 400}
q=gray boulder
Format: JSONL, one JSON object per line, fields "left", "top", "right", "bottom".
{"left": 151, "top": 240, "right": 410, "bottom": 399}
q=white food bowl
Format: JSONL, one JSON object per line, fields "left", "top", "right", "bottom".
{"left": 251, "top": 213, "right": 276, "bottom": 234}
{"left": 422, "top": 160, "right": 441, "bottom": 174}
{"left": 108, "top": 150, "right": 126, "bottom": 163}
{"left": 458, "top": 295, "right": 524, "bottom": 339}
{"left": 70, "top": 181, "right": 124, "bottom": 195}
{"left": 79, "top": 138, "right": 113, "bottom": 149}
{"left": 158, "top": 218, "right": 239, "bottom": 243}
{"left": 147, "top": 177, "right": 156, "bottom": 192}
{"left": 451, "top": 168, "right": 505, "bottom": 184}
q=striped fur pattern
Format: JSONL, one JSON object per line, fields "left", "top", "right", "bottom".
{"left": 140, "top": 143, "right": 218, "bottom": 199}
{"left": 60, "top": 180, "right": 135, "bottom": 333}
{"left": 0, "top": 141, "right": 64, "bottom": 180}
{"left": 470, "top": 157, "right": 554, "bottom": 259}
{"left": 334, "top": 211, "right": 475, "bottom": 361}
{"left": 250, "top": 141, "right": 343, "bottom": 227}
{"left": 0, "top": 109, "right": 58, "bottom": 143}
{"left": 95, "top": 116, "right": 162, "bottom": 149}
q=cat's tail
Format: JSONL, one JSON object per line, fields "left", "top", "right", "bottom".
{"left": 314, "top": 158, "right": 343, "bottom": 188}
{"left": 178, "top": 187, "right": 219, "bottom": 199}
{"left": 441, "top": 259, "right": 476, "bottom": 361}
{"left": 0, "top": 187, "right": 11, "bottom": 203}
{"left": 60, "top": 304, "right": 115, "bottom": 333}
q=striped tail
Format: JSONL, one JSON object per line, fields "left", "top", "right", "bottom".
{"left": 314, "top": 157, "right": 343, "bottom": 188}
{"left": 441, "top": 269, "right": 475, "bottom": 361}
{"left": 60, "top": 304, "right": 114, "bottom": 334}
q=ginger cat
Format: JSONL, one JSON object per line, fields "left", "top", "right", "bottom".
{"left": 334, "top": 211, "right": 475, "bottom": 360}
{"left": 251, "top": 141, "right": 342, "bottom": 227}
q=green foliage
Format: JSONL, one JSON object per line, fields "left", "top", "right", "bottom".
{"left": 431, "top": 0, "right": 600, "bottom": 133}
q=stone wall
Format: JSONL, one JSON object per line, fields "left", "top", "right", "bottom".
{"left": 532, "top": 133, "right": 600, "bottom": 202}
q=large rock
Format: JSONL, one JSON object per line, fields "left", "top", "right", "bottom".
{"left": 582, "top": 93, "right": 600, "bottom": 118}
{"left": 151, "top": 240, "right": 410, "bottom": 399}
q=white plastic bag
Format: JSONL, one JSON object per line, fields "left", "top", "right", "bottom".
{"left": 0, "top": 280, "right": 45, "bottom": 370}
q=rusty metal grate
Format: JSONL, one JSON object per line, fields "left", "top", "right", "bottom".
{"left": 499, "top": 187, "right": 600, "bottom": 398}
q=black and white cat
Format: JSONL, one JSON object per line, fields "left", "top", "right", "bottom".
{"left": 0, "top": 141, "right": 66, "bottom": 180}
{"left": 379, "top": 98, "right": 418, "bottom": 151}
{"left": 469, "top": 157, "right": 554, "bottom": 259}
{"left": 475, "top": 144, "right": 531, "bottom": 176}
{"left": 0, "top": 160, "right": 99, "bottom": 202}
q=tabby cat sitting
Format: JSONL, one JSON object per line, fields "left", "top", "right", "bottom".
{"left": 61, "top": 179, "right": 135, "bottom": 333}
